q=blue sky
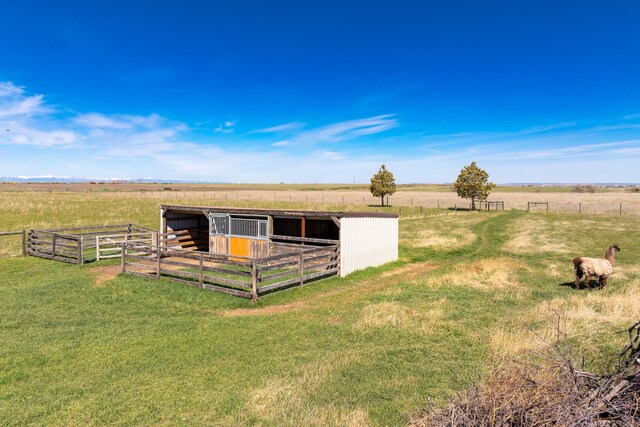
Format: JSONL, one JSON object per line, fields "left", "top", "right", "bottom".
{"left": 0, "top": 0, "right": 639, "bottom": 183}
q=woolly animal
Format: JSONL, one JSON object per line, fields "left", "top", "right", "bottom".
{"left": 573, "top": 244, "right": 620, "bottom": 289}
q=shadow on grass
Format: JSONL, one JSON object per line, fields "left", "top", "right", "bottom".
{"left": 559, "top": 281, "right": 604, "bottom": 291}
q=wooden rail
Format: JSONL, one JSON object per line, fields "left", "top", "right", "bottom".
{"left": 121, "top": 242, "right": 340, "bottom": 303}
{"left": 28, "top": 224, "right": 158, "bottom": 264}
{"left": 527, "top": 201, "right": 549, "bottom": 213}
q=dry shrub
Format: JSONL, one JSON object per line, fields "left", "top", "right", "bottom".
{"left": 411, "top": 320, "right": 640, "bottom": 427}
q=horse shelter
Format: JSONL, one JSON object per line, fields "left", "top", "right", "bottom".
{"left": 118, "top": 205, "right": 398, "bottom": 301}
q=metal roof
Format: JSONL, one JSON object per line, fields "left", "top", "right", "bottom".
{"left": 160, "top": 204, "right": 398, "bottom": 219}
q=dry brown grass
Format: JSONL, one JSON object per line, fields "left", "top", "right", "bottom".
{"left": 353, "top": 299, "right": 447, "bottom": 334}
{"left": 503, "top": 216, "right": 570, "bottom": 254}
{"left": 432, "top": 258, "right": 528, "bottom": 293}
{"left": 246, "top": 353, "right": 370, "bottom": 426}
{"left": 532, "top": 283, "right": 640, "bottom": 339}
{"left": 489, "top": 282, "right": 640, "bottom": 357}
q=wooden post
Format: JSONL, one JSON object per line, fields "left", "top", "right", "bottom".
{"left": 299, "top": 250, "right": 304, "bottom": 287}
{"left": 527, "top": 202, "right": 530, "bottom": 212}
{"left": 620, "top": 203, "right": 622, "bottom": 215}
{"left": 579, "top": 202, "right": 581, "bottom": 214}
{"left": 420, "top": 206, "right": 423, "bottom": 216}
{"left": 251, "top": 260, "right": 258, "bottom": 304}
{"left": 546, "top": 203, "right": 549, "bottom": 213}
{"left": 78, "top": 237, "right": 83, "bottom": 265}
{"left": 96, "top": 235, "right": 101, "bottom": 261}
{"left": 156, "top": 243, "right": 161, "bottom": 280}
{"left": 301, "top": 216, "right": 306, "bottom": 246}
{"left": 454, "top": 204, "right": 457, "bottom": 214}
{"left": 52, "top": 234, "right": 57, "bottom": 260}
{"left": 21, "top": 230, "right": 26, "bottom": 257}
{"left": 437, "top": 199, "right": 440, "bottom": 210}
{"left": 120, "top": 243, "right": 126, "bottom": 273}
{"left": 198, "top": 253, "right": 204, "bottom": 288}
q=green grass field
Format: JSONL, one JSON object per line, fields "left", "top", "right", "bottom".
{"left": 1, "top": 192, "right": 639, "bottom": 426}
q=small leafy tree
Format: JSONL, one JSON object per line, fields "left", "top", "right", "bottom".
{"left": 370, "top": 164, "right": 397, "bottom": 206}
{"left": 453, "top": 161, "right": 495, "bottom": 210}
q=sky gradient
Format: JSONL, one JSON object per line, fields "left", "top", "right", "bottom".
{"left": 1, "top": 0, "right": 639, "bottom": 183}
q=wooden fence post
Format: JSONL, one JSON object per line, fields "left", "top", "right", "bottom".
{"left": 78, "top": 237, "right": 83, "bottom": 265}
{"left": 199, "top": 253, "right": 204, "bottom": 288}
{"left": 21, "top": 230, "right": 26, "bottom": 257}
{"left": 156, "top": 243, "right": 161, "bottom": 280}
{"left": 251, "top": 260, "right": 258, "bottom": 304}
{"left": 299, "top": 250, "right": 305, "bottom": 287}
{"left": 579, "top": 202, "right": 581, "bottom": 214}
{"left": 52, "top": 234, "right": 57, "bottom": 261}
{"left": 120, "top": 243, "right": 126, "bottom": 273}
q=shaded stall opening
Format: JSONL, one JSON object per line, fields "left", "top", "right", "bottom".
{"left": 271, "top": 216, "right": 339, "bottom": 246}
{"left": 164, "top": 211, "right": 209, "bottom": 252}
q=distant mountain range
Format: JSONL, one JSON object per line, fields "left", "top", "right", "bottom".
{"left": 0, "top": 176, "right": 217, "bottom": 184}
{"left": 1, "top": 177, "right": 638, "bottom": 186}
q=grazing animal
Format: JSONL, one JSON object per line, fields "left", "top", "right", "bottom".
{"left": 573, "top": 244, "right": 620, "bottom": 289}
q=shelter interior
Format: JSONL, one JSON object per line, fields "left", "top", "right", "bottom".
{"left": 162, "top": 206, "right": 341, "bottom": 260}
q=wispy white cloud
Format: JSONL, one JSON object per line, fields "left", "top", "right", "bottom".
{"left": 273, "top": 114, "right": 398, "bottom": 147}
{"left": 0, "top": 81, "right": 49, "bottom": 119}
{"left": 0, "top": 82, "right": 77, "bottom": 147}
{"left": 214, "top": 120, "right": 235, "bottom": 133}
{"left": 251, "top": 121, "right": 306, "bottom": 134}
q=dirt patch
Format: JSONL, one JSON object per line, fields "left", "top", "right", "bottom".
{"left": 220, "top": 300, "right": 306, "bottom": 317}
{"left": 381, "top": 262, "right": 435, "bottom": 280}
{"left": 221, "top": 262, "right": 436, "bottom": 317}
{"left": 91, "top": 264, "right": 121, "bottom": 287}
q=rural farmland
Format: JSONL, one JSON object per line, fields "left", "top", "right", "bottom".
{"left": 1, "top": 188, "right": 638, "bottom": 425}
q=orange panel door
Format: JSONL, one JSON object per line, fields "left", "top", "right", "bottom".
{"left": 229, "top": 237, "right": 251, "bottom": 261}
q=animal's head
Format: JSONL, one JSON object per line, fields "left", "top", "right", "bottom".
{"left": 610, "top": 244, "right": 621, "bottom": 253}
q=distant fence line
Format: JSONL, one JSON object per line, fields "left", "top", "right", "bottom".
{"left": 1, "top": 189, "right": 640, "bottom": 215}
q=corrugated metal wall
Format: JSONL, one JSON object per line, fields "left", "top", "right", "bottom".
{"left": 339, "top": 217, "right": 398, "bottom": 276}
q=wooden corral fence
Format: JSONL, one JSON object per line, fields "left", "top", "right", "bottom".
{"left": 527, "top": 201, "right": 549, "bottom": 212}
{"left": 121, "top": 241, "right": 340, "bottom": 302}
{"left": 0, "top": 230, "right": 27, "bottom": 257}
{"left": 29, "top": 224, "right": 157, "bottom": 265}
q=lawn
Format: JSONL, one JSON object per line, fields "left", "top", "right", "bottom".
{"left": 1, "top": 192, "right": 639, "bottom": 426}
